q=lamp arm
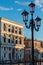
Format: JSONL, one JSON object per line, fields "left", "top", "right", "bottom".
{"left": 25, "top": 22, "right": 30, "bottom": 29}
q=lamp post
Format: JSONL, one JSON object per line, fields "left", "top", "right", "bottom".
{"left": 21, "top": 2, "right": 41, "bottom": 65}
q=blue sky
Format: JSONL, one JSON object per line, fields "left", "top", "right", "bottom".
{"left": 0, "top": 0, "right": 43, "bottom": 41}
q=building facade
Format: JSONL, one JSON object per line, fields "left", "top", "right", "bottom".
{"left": 24, "top": 38, "right": 32, "bottom": 62}
{"left": 0, "top": 17, "right": 43, "bottom": 65}
{"left": 24, "top": 37, "right": 43, "bottom": 64}
{"left": 34, "top": 40, "right": 43, "bottom": 60}
{"left": 0, "top": 17, "right": 25, "bottom": 62}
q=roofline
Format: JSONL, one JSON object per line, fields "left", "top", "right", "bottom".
{"left": 24, "top": 37, "right": 43, "bottom": 42}
{"left": 0, "top": 17, "right": 24, "bottom": 27}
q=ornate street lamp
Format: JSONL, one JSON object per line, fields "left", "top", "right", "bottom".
{"left": 29, "top": 2, "right": 35, "bottom": 14}
{"left": 21, "top": 10, "right": 29, "bottom": 22}
{"left": 21, "top": 2, "right": 41, "bottom": 65}
{"left": 35, "top": 16, "right": 41, "bottom": 28}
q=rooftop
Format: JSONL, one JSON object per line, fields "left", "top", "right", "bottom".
{"left": 0, "top": 17, "right": 24, "bottom": 27}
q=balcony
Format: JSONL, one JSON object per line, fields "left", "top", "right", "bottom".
{"left": 15, "top": 44, "right": 25, "bottom": 50}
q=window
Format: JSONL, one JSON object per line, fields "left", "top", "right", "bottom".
{"left": 9, "top": 47, "right": 11, "bottom": 51}
{"left": 19, "top": 38, "right": 21, "bottom": 44}
{"left": 4, "top": 38, "right": 6, "bottom": 42}
{"left": 41, "top": 42, "right": 43, "bottom": 48}
{"left": 41, "top": 53, "right": 43, "bottom": 57}
{"left": 12, "top": 26, "right": 14, "bottom": 33}
{"left": 35, "top": 43, "right": 37, "bottom": 47}
{"left": 15, "top": 37, "right": 18, "bottom": 44}
{"left": 11, "top": 36, "right": 14, "bottom": 43}
{"left": 8, "top": 39, "right": 10, "bottom": 43}
{"left": 12, "top": 48, "right": 14, "bottom": 58}
{"left": 8, "top": 25, "right": 11, "bottom": 32}
{"left": 19, "top": 28, "right": 22, "bottom": 34}
{"left": 8, "top": 35, "right": 11, "bottom": 43}
{"left": 16, "top": 53, "right": 19, "bottom": 60}
{"left": 15, "top": 30, "right": 17, "bottom": 34}
{"left": 20, "top": 54, "right": 21, "bottom": 58}
{"left": 9, "top": 53, "right": 11, "bottom": 60}
{"left": 24, "top": 40, "right": 31, "bottom": 48}
{"left": 8, "top": 25, "right": 10, "bottom": 27}
{"left": 15, "top": 27, "right": 17, "bottom": 29}
{"left": 16, "top": 49, "right": 17, "bottom": 51}
{"left": 3, "top": 34, "right": 6, "bottom": 43}
{"left": 4, "top": 47, "right": 6, "bottom": 51}
{"left": 15, "top": 40, "right": 18, "bottom": 44}
{"left": 12, "top": 39, "right": 14, "bottom": 43}
{"left": 15, "top": 27, "right": 17, "bottom": 34}
{"left": 3, "top": 23, "right": 6, "bottom": 31}
{"left": 28, "top": 41, "right": 32, "bottom": 48}
{"left": 8, "top": 28, "right": 10, "bottom": 32}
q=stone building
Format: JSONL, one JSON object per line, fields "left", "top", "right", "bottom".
{"left": 24, "top": 37, "right": 43, "bottom": 65}
{"left": 0, "top": 17, "right": 25, "bottom": 62}
{"left": 24, "top": 37, "right": 32, "bottom": 62}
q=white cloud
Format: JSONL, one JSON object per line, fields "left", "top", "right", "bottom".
{"left": 40, "top": 0, "right": 43, "bottom": 3}
{"left": 15, "top": 0, "right": 43, "bottom": 12}
{"left": 0, "top": 6, "right": 13, "bottom": 11}
{"left": 34, "top": 0, "right": 43, "bottom": 11}
{"left": 15, "top": 1, "right": 19, "bottom": 4}
{"left": 34, "top": 0, "right": 42, "bottom": 7}
{"left": 14, "top": 1, "right": 30, "bottom": 6}
{"left": 17, "top": 8, "right": 22, "bottom": 11}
